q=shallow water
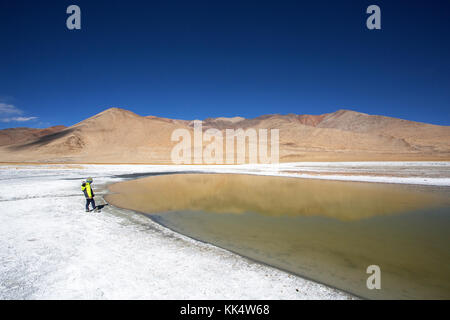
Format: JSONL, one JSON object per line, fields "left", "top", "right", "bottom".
{"left": 106, "top": 174, "right": 450, "bottom": 299}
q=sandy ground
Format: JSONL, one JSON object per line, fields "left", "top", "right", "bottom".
{"left": 1, "top": 162, "right": 449, "bottom": 299}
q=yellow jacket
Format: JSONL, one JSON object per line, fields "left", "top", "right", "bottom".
{"left": 81, "top": 182, "right": 94, "bottom": 199}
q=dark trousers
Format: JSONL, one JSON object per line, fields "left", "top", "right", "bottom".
{"left": 86, "top": 198, "right": 96, "bottom": 211}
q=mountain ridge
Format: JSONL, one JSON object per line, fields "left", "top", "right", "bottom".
{"left": 0, "top": 108, "right": 449, "bottom": 163}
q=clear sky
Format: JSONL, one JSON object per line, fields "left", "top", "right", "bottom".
{"left": 0, "top": 0, "right": 449, "bottom": 129}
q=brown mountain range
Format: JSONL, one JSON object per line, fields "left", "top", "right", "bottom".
{"left": 0, "top": 108, "right": 449, "bottom": 163}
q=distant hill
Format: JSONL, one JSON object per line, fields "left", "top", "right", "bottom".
{"left": 0, "top": 107, "right": 448, "bottom": 163}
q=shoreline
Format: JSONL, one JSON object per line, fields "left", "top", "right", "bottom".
{"left": 0, "top": 164, "right": 353, "bottom": 299}
{"left": 2, "top": 161, "right": 449, "bottom": 186}
{"left": 104, "top": 189, "right": 359, "bottom": 299}
{"left": 105, "top": 170, "right": 450, "bottom": 299}
{"left": 145, "top": 210, "right": 361, "bottom": 300}
{"left": 2, "top": 162, "right": 448, "bottom": 299}
{"left": 2, "top": 159, "right": 450, "bottom": 165}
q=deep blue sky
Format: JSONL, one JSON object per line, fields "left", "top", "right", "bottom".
{"left": 0, "top": 0, "right": 449, "bottom": 128}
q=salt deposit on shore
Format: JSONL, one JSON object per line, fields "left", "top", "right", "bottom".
{"left": 1, "top": 162, "right": 448, "bottom": 299}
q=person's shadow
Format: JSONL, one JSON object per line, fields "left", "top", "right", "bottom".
{"left": 96, "top": 204, "right": 109, "bottom": 210}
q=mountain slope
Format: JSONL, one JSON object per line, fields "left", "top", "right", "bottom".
{"left": 315, "top": 110, "right": 450, "bottom": 152}
{"left": 0, "top": 126, "right": 66, "bottom": 147}
{"left": 0, "top": 108, "right": 448, "bottom": 163}
{"left": 2, "top": 108, "right": 192, "bottom": 163}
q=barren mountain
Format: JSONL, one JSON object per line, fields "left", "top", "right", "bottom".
{"left": 0, "top": 108, "right": 448, "bottom": 163}
{"left": 0, "top": 108, "right": 190, "bottom": 163}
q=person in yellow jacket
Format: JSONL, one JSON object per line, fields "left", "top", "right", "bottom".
{"left": 81, "top": 177, "right": 96, "bottom": 212}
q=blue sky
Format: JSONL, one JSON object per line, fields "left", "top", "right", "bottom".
{"left": 0, "top": 0, "right": 449, "bottom": 129}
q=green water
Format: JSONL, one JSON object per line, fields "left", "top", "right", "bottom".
{"left": 106, "top": 174, "right": 450, "bottom": 299}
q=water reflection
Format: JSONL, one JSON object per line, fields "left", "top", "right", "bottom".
{"left": 107, "top": 174, "right": 447, "bottom": 221}
{"left": 106, "top": 174, "right": 450, "bottom": 299}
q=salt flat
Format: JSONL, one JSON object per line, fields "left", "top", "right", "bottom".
{"left": 1, "top": 162, "right": 449, "bottom": 299}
